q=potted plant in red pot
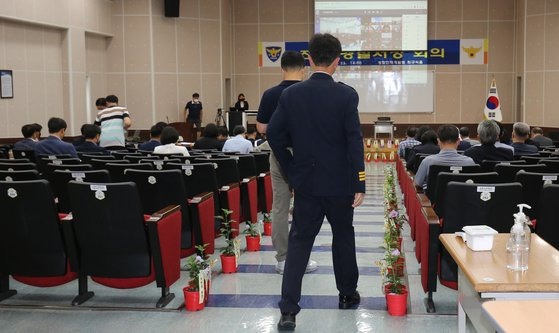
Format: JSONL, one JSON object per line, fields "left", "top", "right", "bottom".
{"left": 262, "top": 212, "right": 272, "bottom": 236}
{"left": 218, "top": 209, "right": 238, "bottom": 273}
{"left": 244, "top": 221, "right": 261, "bottom": 251}
{"left": 183, "top": 252, "right": 207, "bottom": 311}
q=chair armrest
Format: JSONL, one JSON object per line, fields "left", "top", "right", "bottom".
{"left": 145, "top": 205, "right": 181, "bottom": 223}
{"left": 219, "top": 182, "right": 240, "bottom": 192}
{"left": 59, "top": 216, "right": 80, "bottom": 272}
{"left": 258, "top": 172, "right": 270, "bottom": 178}
{"left": 417, "top": 193, "right": 431, "bottom": 207}
{"left": 241, "top": 176, "right": 257, "bottom": 183}
{"left": 424, "top": 206, "right": 441, "bottom": 292}
{"left": 188, "top": 191, "right": 213, "bottom": 204}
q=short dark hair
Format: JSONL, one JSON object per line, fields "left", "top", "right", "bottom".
{"left": 246, "top": 127, "right": 257, "bottom": 135}
{"left": 160, "top": 126, "right": 180, "bottom": 145}
{"left": 532, "top": 127, "right": 544, "bottom": 135}
{"left": 459, "top": 126, "right": 470, "bottom": 138}
{"left": 421, "top": 130, "right": 438, "bottom": 145}
{"left": 95, "top": 97, "right": 107, "bottom": 107}
{"left": 233, "top": 125, "right": 246, "bottom": 136}
{"left": 82, "top": 124, "right": 101, "bottom": 139}
{"left": 192, "top": 93, "right": 200, "bottom": 98}
{"left": 105, "top": 95, "right": 118, "bottom": 104}
{"left": 415, "top": 126, "right": 431, "bottom": 141}
{"left": 32, "top": 123, "right": 42, "bottom": 133}
{"left": 406, "top": 127, "right": 417, "bottom": 138}
{"left": 238, "top": 93, "right": 245, "bottom": 100}
{"left": 150, "top": 122, "right": 167, "bottom": 137}
{"left": 203, "top": 123, "right": 219, "bottom": 138}
{"left": 21, "top": 124, "right": 35, "bottom": 138}
{"left": 281, "top": 51, "right": 305, "bottom": 71}
{"left": 218, "top": 126, "right": 229, "bottom": 137}
{"left": 47, "top": 117, "right": 67, "bottom": 133}
{"left": 80, "top": 123, "right": 88, "bottom": 135}
{"left": 437, "top": 125, "right": 460, "bottom": 144}
{"left": 309, "top": 33, "right": 342, "bottom": 67}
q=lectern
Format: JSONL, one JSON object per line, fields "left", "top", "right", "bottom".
{"left": 374, "top": 118, "right": 394, "bottom": 139}
{"left": 168, "top": 122, "right": 196, "bottom": 142}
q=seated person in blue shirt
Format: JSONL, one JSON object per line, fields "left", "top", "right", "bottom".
{"left": 511, "top": 122, "right": 539, "bottom": 156}
{"left": 76, "top": 124, "right": 107, "bottom": 154}
{"left": 138, "top": 121, "right": 167, "bottom": 152}
{"left": 414, "top": 125, "right": 476, "bottom": 189}
{"left": 35, "top": 117, "right": 78, "bottom": 158}
{"left": 222, "top": 125, "right": 253, "bottom": 154}
{"left": 13, "top": 123, "right": 42, "bottom": 151}
{"left": 397, "top": 126, "right": 421, "bottom": 158}
{"left": 464, "top": 120, "right": 514, "bottom": 164}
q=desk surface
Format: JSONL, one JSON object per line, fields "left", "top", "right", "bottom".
{"left": 439, "top": 234, "right": 559, "bottom": 292}
{"left": 482, "top": 300, "right": 559, "bottom": 333}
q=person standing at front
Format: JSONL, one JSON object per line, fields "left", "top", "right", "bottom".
{"left": 185, "top": 93, "right": 203, "bottom": 136}
{"left": 256, "top": 50, "right": 318, "bottom": 275}
{"left": 94, "top": 95, "right": 131, "bottom": 151}
{"left": 267, "top": 34, "right": 366, "bottom": 331}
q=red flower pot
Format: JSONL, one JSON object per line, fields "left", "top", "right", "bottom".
{"left": 263, "top": 222, "right": 272, "bottom": 236}
{"left": 387, "top": 257, "right": 405, "bottom": 277}
{"left": 183, "top": 288, "right": 205, "bottom": 311}
{"left": 386, "top": 290, "right": 408, "bottom": 316}
{"left": 220, "top": 254, "right": 237, "bottom": 273}
{"left": 245, "top": 235, "right": 261, "bottom": 251}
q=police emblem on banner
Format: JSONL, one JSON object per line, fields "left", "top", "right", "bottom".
{"left": 266, "top": 46, "right": 282, "bottom": 62}
{"left": 259, "top": 42, "right": 286, "bottom": 67}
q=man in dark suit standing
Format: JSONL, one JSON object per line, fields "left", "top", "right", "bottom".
{"left": 35, "top": 117, "right": 78, "bottom": 158}
{"left": 267, "top": 33, "right": 366, "bottom": 331}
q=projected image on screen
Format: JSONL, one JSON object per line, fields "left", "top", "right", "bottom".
{"left": 315, "top": 0, "right": 428, "bottom": 51}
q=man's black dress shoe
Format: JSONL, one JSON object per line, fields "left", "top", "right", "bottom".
{"left": 277, "top": 313, "right": 296, "bottom": 331}
{"left": 339, "top": 291, "right": 360, "bottom": 309}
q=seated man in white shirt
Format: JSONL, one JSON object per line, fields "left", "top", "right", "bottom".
{"left": 153, "top": 126, "right": 190, "bottom": 156}
{"left": 222, "top": 125, "right": 253, "bottom": 154}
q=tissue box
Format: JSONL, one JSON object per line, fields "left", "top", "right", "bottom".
{"left": 462, "top": 225, "right": 498, "bottom": 251}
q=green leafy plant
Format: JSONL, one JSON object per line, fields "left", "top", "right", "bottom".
{"left": 186, "top": 243, "right": 210, "bottom": 291}
{"left": 243, "top": 221, "right": 260, "bottom": 237}
{"left": 262, "top": 212, "right": 271, "bottom": 224}
{"left": 217, "top": 209, "right": 237, "bottom": 256}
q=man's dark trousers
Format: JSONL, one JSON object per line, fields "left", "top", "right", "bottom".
{"left": 278, "top": 191, "right": 359, "bottom": 314}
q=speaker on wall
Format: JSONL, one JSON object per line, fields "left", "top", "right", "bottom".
{"left": 164, "top": 0, "right": 180, "bottom": 17}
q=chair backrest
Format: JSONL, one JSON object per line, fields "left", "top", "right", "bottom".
{"left": 404, "top": 147, "right": 412, "bottom": 161}
{"left": 495, "top": 163, "right": 550, "bottom": 183}
{"left": 67, "top": 181, "right": 151, "bottom": 277}
{"left": 51, "top": 170, "right": 111, "bottom": 213}
{"left": 0, "top": 170, "right": 40, "bottom": 181}
{"left": 124, "top": 169, "right": 187, "bottom": 215}
{"left": 252, "top": 152, "right": 270, "bottom": 174}
{"left": 481, "top": 159, "right": 526, "bottom": 172}
{"left": 0, "top": 162, "right": 37, "bottom": 171}
{"left": 0, "top": 180, "right": 68, "bottom": 276}
{"left": 413, "top": 154, "right": 431, "bottom": 173}
{"left": 151, "top": 152, "right": 187, "bottom": 160}
{"left": 90, "top": 158, "right": 129, "bottom": 170}
{"left": 79, "top": 153, "right": 113, "bottom": 163}
{"left": 139, "top": 159, "right": 181, "bottom": 170}
{"left": 536, "top": 184, "right": 559, "bottom": 249}
{"left": 12, "top": 149, "right": 36, "bottom": 162}
{"left": 201, "top": 157, "right": 239, "bottom": 187}
{"left": 191, "top": 149, "right": 217, "bottom": 154}
{"left": 111, "top": 151, "right": 141, "bottom": 159}
{"left": 164, "top": 162, "right": 218, "bottom": 198}
{"left": 237, "top": 154, "right": 257, "bottom": 179}
{"left": 0, "top": 146, "right": 8, "bottom": 159}
{"left": 425, "top": 164, "right": 481, "bottom": 201}
{"left": 440, "top": 182, "right": 523, "bottom": 282}
{"left": 434, "top": 172, "right": 500, "bottom": 218}
{"left": 518, "top": 156, "right": 546, "bottom": 164}
{"left": 0, "top": 158, "right": 30, "bottom": 163}
{"left": 515, "top": 171, "right": 559, "bottom": 220}
{"left": 125, "top": 155, "right": 160, "bottom": 163}
{"left": 44, "top": 163, "right": 93, "bottom": 179}
{"left": 106, "top": 163, "right": 153, "bottom": 183}
{"left": 539, "top": 159, "right": 559, "bottom": 173}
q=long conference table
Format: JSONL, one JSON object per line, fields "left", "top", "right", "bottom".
{"left": 439, "top": 234, "right": 559, "bottom": 333}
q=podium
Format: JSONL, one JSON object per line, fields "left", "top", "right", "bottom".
{"left": 168, "top": 122, "right": 197, "bottom": 143}
{"left": 374, "top": 120, "right": 394, "bottom": 139}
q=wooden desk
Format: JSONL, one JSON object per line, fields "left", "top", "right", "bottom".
{"left": 482, "top": 300, "right": 559, "bottom": 333}
{"left": 440, "top": 234, "right": 559, "bottom": 333}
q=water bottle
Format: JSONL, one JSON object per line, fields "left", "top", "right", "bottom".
{"left": 506, "top": 204, "right": 531, "bottom": 271}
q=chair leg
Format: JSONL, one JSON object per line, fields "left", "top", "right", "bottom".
{"left": 156, "top": 287, "right": 175, "bottom": 308}
{"left": 424, "top": 291, "right": 436, "bottom": 313}
{"left": 72, "top": 274, "right": 94, "bottom": 306}
{"left": 0, "top": 275, "right": 16, "bottom": 302}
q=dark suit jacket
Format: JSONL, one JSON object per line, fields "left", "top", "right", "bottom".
{"left": 458, "top": 140, "right": 471, "bottom": 151}
{"left": 76, "top": 141, "right": 108, "bottom": 154}
{"left": 193, "top": 137, "right": 224, "bottom": 150}
{"left": 234, "top": 101, "right": 249, "bottom": 111}
{"left": 511, "top": 142, "right": 539, "bottom": 156}
{"left": 35, "top": 136, "right": 78, "bottom": 157}
{"left": 267, "top": 72, "right": 365, "bottom": 196}
{"left": 138, "top": 139, "right": 161, "bottom": 152}
{"left": 13, "top": 138, "right": 38, "bottom": 151}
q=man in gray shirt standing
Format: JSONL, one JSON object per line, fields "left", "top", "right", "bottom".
{"left": 414, "top": 125, "right": 476, "bottom": 189}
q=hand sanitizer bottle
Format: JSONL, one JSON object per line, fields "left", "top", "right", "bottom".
{"left": 506, "top": 204, "right": 531, "bottom": 271}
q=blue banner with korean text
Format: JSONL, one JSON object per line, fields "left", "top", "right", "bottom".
{"left": 281, "top": 40, "right": 461, "bottom": 66}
